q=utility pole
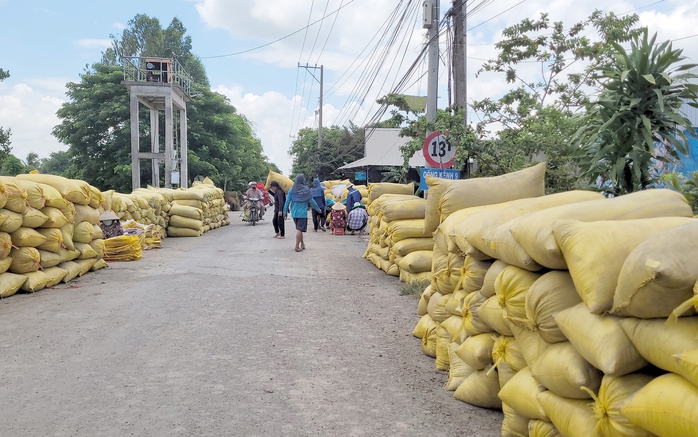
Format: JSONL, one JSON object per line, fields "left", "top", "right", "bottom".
{"left": 425, "top": 0, "right": 440, "bottom": 125}
{"left": 452, "top": 0, "right": 467, "bottom": 125}
{"left": 299, "top": 64, "right": 324, "bottom": 153}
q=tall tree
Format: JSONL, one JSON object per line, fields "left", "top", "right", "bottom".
{"left": 39, "top": 150, "right": 72, "bottom": 176}
{"left": 0, "top": 68, "right": 11, "bottom": 165}
{"left": 289, "top": 124, "right": 365, "bottom": 180}
{"left": 576, "top": 30, "right": 698, "bottom": 195}
{"left": 0, "top": 154, "right": 25, "bottom": 176}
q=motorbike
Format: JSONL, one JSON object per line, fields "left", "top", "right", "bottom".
{"left": 243, "top": 197, "right": 261, "bottom": 226}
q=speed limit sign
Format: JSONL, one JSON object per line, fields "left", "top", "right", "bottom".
{"left": 423, "top": 132, "right": 456, "bottom": 168}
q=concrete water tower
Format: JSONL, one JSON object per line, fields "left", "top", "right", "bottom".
{"left": 121, "top": 55, "right": 193, "bottom": 190}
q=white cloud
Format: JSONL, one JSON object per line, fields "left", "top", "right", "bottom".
{"left": 0, "top": 82, "right": 67, "bottom": 162}
{"left": 76, "top": 39, "right": 112, "bottom": 49}
{"left": 113, "top": 22, "right": 126, "bottom": 30}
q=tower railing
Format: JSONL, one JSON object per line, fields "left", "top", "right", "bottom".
{"left": 121, "top": 55, "right": 193, "bottom": 97}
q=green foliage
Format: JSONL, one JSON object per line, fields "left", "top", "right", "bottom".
{"left": 53, "top": 15, "right": 276, "bottom": 193}
{"left": 0, "top": 68, "right": 10, "bottom": 166}
{"left": 0, "top": 154, "right": 26, "bottom": 176}
{"left": 289, "top": 124, "right": 365, "bottom": 180}
{"left": 39, "top": 150, "right": 73, "bottom": 176}
{"left": 660, "top": 171, "right": 698, "bottom": 214}
{"left": 576, "top": 30, "right": 698, "bottom": 195}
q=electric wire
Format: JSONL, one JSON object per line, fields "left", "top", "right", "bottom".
{"left": 306, "top": 0, "right": 330, "bottom": 64}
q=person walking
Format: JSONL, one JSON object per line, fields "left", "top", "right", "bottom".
{"left": 269, "top": 181, "right": 286, "bottom": 239}
{"left": 284, "top": 174, "right": 322, "bottom": 252}
{"left": 310, "top": 178, "right": 326, "bottom": 232}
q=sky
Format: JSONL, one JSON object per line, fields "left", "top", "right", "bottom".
{"left": 0, "top": 0, "right": 697, "bottom": 178}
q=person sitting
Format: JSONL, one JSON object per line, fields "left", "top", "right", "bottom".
{"left": 346, "top": 202, "right": 369, "bottom": 235}
{"left": 345, "top": 183, "right": 362, "bottom": 210}
{"left": 244, "top": 181, "right": 265, "bottom": 220}
{"left": 99, "top": 211, "right": 124, "bottom": 239}
{"left": 329, "top": 202, "right": 347, "bottom": 232}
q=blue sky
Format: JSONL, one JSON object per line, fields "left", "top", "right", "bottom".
{"left": 0, "top": 0, "right": 696, "bottom": 177}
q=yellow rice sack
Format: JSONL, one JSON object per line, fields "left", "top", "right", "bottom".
{"left": 478, "top": 297, "right": 513, "bottom": 336}
{"left": 88, "top": 185, "right": 104, "bottom": 209}
{"left": 498, "top": 362, "right": 517, "bottom": 389}
{"left": 510, "top": 323, "right": 551, "bottom": 368}
{"left": 72, "top": 221, "right": 94, "bottom": 244}
{"left": 74, "top": 204, "right": 100, "bottom": 225}
{"left": 525, "top": 271, "right": 581, "bottom": 343}
{"left": 498, "top": 366, "right": 548, "bottom": 421}
{"left": 0, "top": 177, "right": 28, "bottom": 214}
{"left": 417, "top": 285, "right": 435, "bottom": 317}
{"left": 74, "top": 242, "right": 97, "bottom": 260}
{"left": 264, "top": 170, "right": 294, "bottom": 194}
{"left": 453, "top": 365, "right": 502, "bottom": 409}
{"left": 75, "top": 258, "right": 97, "bottom": 275}
{"left": 36, "top": 228, "right": 63, "bottom": 253}
{"left": 501, "top": 403, "right": 530, "bottom": 437}
{"left": 15, "top": 179, "right": 48, "bottom": 209}
{"left": 461, "top": 291, "right": 495, "bottom": 336}
{"left": 58, "top": 261, "right": 82, "bottom": 282}
{"left": 530, "top": 342, "right": 602, "bottom": 399}
{"left": 446, "top": 341, "right": 476, "bottom": 390}
{"left": 367, "top": 182, "right": 414, "bottom": 203}
{"left": 509, "top": 189, "right": 692, "bottom": 271}
{"left": 495, "top": 265, "right": 542, "bottom": 327}
{"left": 528, "top": 420, "right": 561, "bottom": 437}
{"left": 0, "top": 209, "right": 23, "bottom": 233}
{"left": 390, "top": 238, "right": 433, "bottom": 257}
{"left": 16, "top": 174, "right": 91, "bottom": 205}
{"left": 438, "top": 163, "right": 546, "bottom": 232}
{"left": 167, "top": 226, "right": 202, "bottom": 238}
{"left": 41, "top": 207, "right": 69, "bottom": 228}
{"left": 593, "top": 374, "right": 655, "bottom": 437}
{"left": 0, "top": 256, "right": 9, "bottom": 274}
{"left": 553, "top": 216, "right": 694, "bottom": 314}
{"left": 427, "top": 292, "right": 450, "bottom": 323}
{"left": 612, "top": 220, "right": 698, "bottom": 318}
{"left": 435, "top": 323, "right": 451, "bottom": 371}
{"left": 11, "top": 227, "right": 47, "bottom": 248}
{"left": 413, "top": 313, "right": 436, "bottom": 339}
{"left": 556, "top": 303, "right": 647, "bottom": 376}
{"left": 20, "top": 270, "right": 50, "bottom": 293}
{"left": 399, "top": 270, "right": 431, "bottom": 284}
{"left": 169, "top": 215, "right": 205, "bottom": 231}
{"left": 461, "top": 257, "right": 493, "bottom": 293}
{"left": 39, "top": 250, "right": 64, "bottom": 268}
{"left": 0, "top": 179, "right": 7, "bottom": 210}
{"left": 60, "top": 224, "right": 75, "bottom": 250}
{"left": 43, "top": 266, "right": 68, "bottom": 287}
{"left": 674, "top": 348, "right": 698, "bottom": 390}
{"left": 421, "top": 323, "right": 438, "bottom": 357}
{"left": 481, "top": 260, "right": 508, "bottom": 298}
{"left": 456, "top": 333, "right": 497, "bottom": 370}
{"left": 424, "top": 176, "right": 456, "bottom": 234}
{"left": 0, "top": 231, "right": 11, "bottom": 258}
{"left": 90, "top": 239, "right": 105, "bottom": 259}
{"left": 397, "top": 250, "right": 432, "bottom": 274}
{"left": 621, "top": 373, "right": 698, "bottom": 437}
{"left": 22, "top": 207, "right": 49, "bottom": 228}
{"left": 169, "top": 203, "right": 204, "bottom": 220}
{"left": 387, "top": 219, "right": 429, "bottom": 241}
{"left": 380, "top": 198, "right": 427, "bottom": 222}
{"left": 619, "top": 317, "right": 698, "bottom": 378}
{"left": 445, "top": 288, "right": 467, "bottom": 316}
{"left": 39, "top": 183, "right": 69, "bottom": 210}
{"left": 492, "top": 335, "right": 526, "bottom": 372}
{"left": 441, "top": 315, "right": 465, "bottom": 343}
{"left": 91, "top": 258, "right": 108, "bottom": 271}
{"left": 92, "top": 224, "right": 104, "bottom": 240}
{"left": 537, "top": 390, "right": 602, "bottom": 437}
{"left": 0, "top": 272, "right": 26, "bottom": 297}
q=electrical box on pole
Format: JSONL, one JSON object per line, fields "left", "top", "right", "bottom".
{"left": 423, "top": 0, "right": 434, "bottom": 28}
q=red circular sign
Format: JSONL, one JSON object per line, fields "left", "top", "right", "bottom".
{"left": 423, "top": 132, "right": 456, "bottom": 168}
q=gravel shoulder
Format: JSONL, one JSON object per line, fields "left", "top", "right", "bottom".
{"left": 0, "top": 212, "right": 501, "bottom": 436}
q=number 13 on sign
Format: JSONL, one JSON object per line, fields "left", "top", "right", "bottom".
{"left": 423, "top": 131, "right": 456, "bottom": 168}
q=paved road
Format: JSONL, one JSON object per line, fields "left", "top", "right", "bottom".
{"left": 0, "top": 212, "right": 501, "bottom": 436}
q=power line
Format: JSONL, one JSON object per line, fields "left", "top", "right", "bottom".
{"left": 315, "top": 0, "right": 344, "bottom": 64}
{"left": 306, "top": 0, "right": 329, "bottom": 64}
{"left": 290, "top": 1, "right": 318, "bottom": 143}
{"left": 673, "top": 33, "right": 698, "bottom": 42}
{"left": 468, "top": 0, "right": 528, "bottom": 32}
{"left": 620, "top": 0, "right": 665, "bottom": 15}
{"left": 200, "top": 0, "right": 356, "bottom": 59}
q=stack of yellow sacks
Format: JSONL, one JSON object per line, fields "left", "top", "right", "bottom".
{"left": 414, "top": 185, "right": 698, "bottom": 437}
{"left": 103, "top": 188, "right": 171, "bottom": 240}
{"left": 167, "top": 178, "right": 229, "bottom": 237}
{"left": 0, "top": 175, "right": 108, "bottom": 297}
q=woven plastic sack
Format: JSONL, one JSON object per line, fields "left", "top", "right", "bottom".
{"left": 386, "top": 219, "right": 428, "bottom": 242}
{"left": 481, "top": 260, "right": 508, "bottom": 298}
{"left": 72, "top": 221, "right": 94, "bottom": 244}
{"left": 427, "top": 292, "right": 450, "bottom": 323}
{"left": 0, "top": 272, "right": 26, "bottom": 297}
{"left": 16, "top": 174, "right": 91, "bottom": 205}
{"left": 15, "top": 179, "right": 48, "bottom": 209}
{"left": 385, "top": 263, "right": 399, "bottom": 277}
{"left": 43, "top": 266, "right": 68, "bottom": 287}
{"left": 530, "top": 341, "right": 602, "bottom": 399}
{"left": 528, "top": 420, "right": 560, "bottom": 437}
{"left": 92, "top": 224, "right": 104, "bottom": 240}
{"left": 424, "top": 176, "right": 456, "bottom": 234}
{"left": 413, "top": 314, "right": 436, "bottom": 339}
{"left": 621, "top": 373, "right": 698, "bottom": 437}
{"left": 509, "top": 189, "right": 692, "bottom": 271}
{"left": 22, "top": 207, "right": 49, "bottom": 228}
{"left": 556, "top": 216, "right": 696, "bottom": 313}
{"left": 169, "top": 203, "right": 203, "bottom": 220}
{"left": 88, "top": 185, "right": 104, "bottom": 209}
{"left": 461, "top": 291, "right": 495, "bottom": 336}
{"left": 20, "top": 270, "right": 50, "bottom": 293}
{"left": 492, "top": 335, "right": 526, "bottom": 372}
{"left": 264, "top": 170, "right": 294, "bottom": 193}
{"left": 399, "top": 270, "right": 431, "bottom": 284}
{"left": 619, "top": 316, "right": 698, "bottom": 378}
{"left": 36, "top": 228, "right": 63, "bottom": 253}
{"left": 456, "top": 333, "right": 497, "bottom": 370}
{"left": 367, "top": 182, "right": 413, "bottom": 203}
{"left": 58, "top": 261, "right": 82, "bottom": 283}
{"left": 510, "top": 323, "right": 551, "bottom": 368}
{"left": 0, "top": 255, "right": 9, "bottom": 274}
{"left": 169, "top": 215, "right": 205, "bottom": 231}
{"left": 417, "top": 285, "right": 435, "bottom": 317}
{"left": 91, "top": 259, "right": 108, "bottom": 271}
{"left": 380, "top": 198, "right": 426, "bottom": 222}
{"left": 60, "top": 224, "right": 75, "bottom": 250}
{"left": 556, "top": 303, "right": 647, "bottom": 376}
{"left": 435, "top": 323, "right": 451, "bottom": 371}
{"left": 612, "top": 220, "right": 698, "bottom": 318}
{"left": 57, "top": 248, "right": 80, "bottom": 263}
{"left": 11, "top": 228, "right": 47, "bottom": 248}
{"left": 447, "top": 341, "right": 476, "bottom": 390}
{"left": 525, "top": 271, "right": 581, "bottom": 343}
{"left": 74, "top": 204, "right": 100, "bottom": 225}
{"left": 74, "top": 242, "right": 97, "bottom": 260}
{"left": 0, "top": 177, "right": 28, "bottom": 214}
{"left": 57, "top": 202, "right": 75, "bottom": 224}
{"left": 441, "top": 315, "right": 465, "bottom": 343}
{"left": 0, "top": 179, "right": 7, "bottom": 210}
{"left": 461, "top": 257, "right": 492, "bottom": 293}
{"left": 498, "top": 366, "right": 548, "bottom": 421}
{"left": 498, "top": 362, "right": 517, "bottom": 389}
{"left": 397, "top": 250, "right": 432, "bottom": 274}
{"left": 592, "top": 374, "right": 654, "bottom": 437}
{"left": 75, "top": 258, "right": 97, "bottom": 275}
{"left": 478, "top": 296, "right": 513, "bottom": 336}
{"left": 390, "top": 238, "right": 433, "bottom": 257}
{"left": 502, "top": 403, "right": 530, "bottom": 437}
{"left": 0, "top": 209, "right": 23, "bottom": 233}
{"left": 0, "top": 232, "right": 11, "bottom": 258}
{"left": 495, "top": 265, "right": 542, "bottom": 327}
{"left": 166, "top": 224, "right": 201, "bottom": 237}
{"left": 453, "top": 365, "right": 502, "bottom": 409}
{"left": 445, "top": 289, "right": 468, "bottom": 315}
{"left": 41, "top": 207, "right": 69, "bottom": 228}
{"left": 537, "top": 390, "right": 602, "bottom": 437}
{"left": 421, "top": 323, "right": 437, "bottom": 357}
{"left": 39, "top": 250, "right": 64, "bottom": 268}
{"left": 90, "top": 239, "right": 105, "bottom": 259}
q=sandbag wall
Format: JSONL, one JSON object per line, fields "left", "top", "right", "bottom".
{"left": 104, "top": 188, "right": 171, "bottom": 240}
{"left": 167, "top": 182, "right": 229, "bottom": 237}
{"left": 413, "top": 187, "right": 698, "bottom": 437}
{"left": 0, "top": 175, "right": 108, "bottom": 298}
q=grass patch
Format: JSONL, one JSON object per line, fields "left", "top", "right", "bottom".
{"left": 400, "top": 280, "right": 430, "bottom": 298}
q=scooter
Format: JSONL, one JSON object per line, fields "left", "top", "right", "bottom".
{"left": 242, "top": 197, "right": 261, "bottom": 226}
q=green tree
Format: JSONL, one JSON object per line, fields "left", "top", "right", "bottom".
{"left": 0, "top": 68, "right": 11, "bottom": 165}
{"left": 289, "top": 124, "right": 365, "bottom": 180}
{"left": 576, "top": 30, "right": 698, "bottom": 195}
{"left": 0, "top": 154, "right": 26, "bottom": 176}
{"left": 25, "top": 152, "right": 41, "bottom": 171}
{"left": 39, "top": 150, "right": 73, "bottom": 176}
{"left": 660, "top": 171, "right": 698, "bottom": 214}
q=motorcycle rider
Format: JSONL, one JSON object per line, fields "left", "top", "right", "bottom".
{"left": 244, "top": 181, "right": 265, "bottom": 220}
